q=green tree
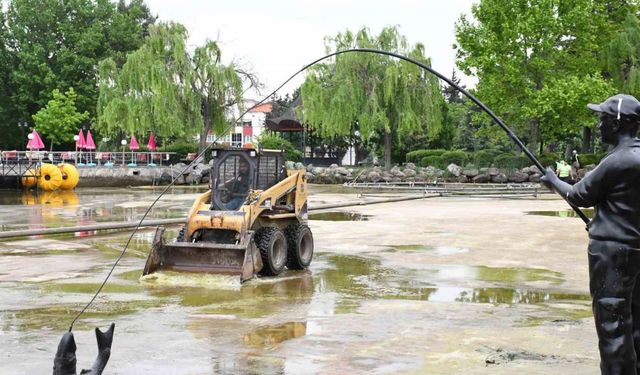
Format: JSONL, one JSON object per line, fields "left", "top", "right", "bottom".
{"left": 455, "top": 0, "right": 635, "bottom": 154}
{"left": 3, "top": 0, "right": 155, "bottom": 147}
{"left": 32, "top": 88, "right": 89, "bottom": 150}
{"left": 603, "top": 13, "right": 640, "bottom": 96}
{"left": 300, "top": 26, "right": 445, "bottom": 170}
{"left": 97, "top": 22, "right": 253, "bottom": 152}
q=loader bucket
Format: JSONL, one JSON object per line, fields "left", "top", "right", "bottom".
{"left": 143, "top": 227, "right": 263, "bottom": 283}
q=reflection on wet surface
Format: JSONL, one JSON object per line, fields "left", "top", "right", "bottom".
{"left": 243, "top": 322, "right": 307, "bottom": 349}
{"left": 0, "top": 187, "right": 205, "bottom": 232}
{"left": 527, "top": 209, "right": 595, "bottom": 218}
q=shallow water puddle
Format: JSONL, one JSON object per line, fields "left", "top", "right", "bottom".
{"left": 243, "top": 321, "right": 307, "bottom": 349}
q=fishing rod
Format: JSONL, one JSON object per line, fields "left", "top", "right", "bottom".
{"left": 69, "top": 47, "right": 590, "bottom": 331}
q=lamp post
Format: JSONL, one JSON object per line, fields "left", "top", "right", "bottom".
{"left": 121, "top": 139, "right": 127, "bottom": 166}
{"left": 18, "top": 121, "right": 29, "bottom": 150}
{"left": 73, "top": 135, "right": 80, "bottom": 164}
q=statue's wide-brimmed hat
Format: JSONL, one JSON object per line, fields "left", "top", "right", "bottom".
{"left": 588, "top": 94, "right": 640, "bottom": 120}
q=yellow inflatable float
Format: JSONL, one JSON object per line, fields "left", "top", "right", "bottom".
{"left": 21, "top": 168, "right": 38, "bottom": 189}
{"left": 37, "top": 163, "right": 63, "bottom": 191}
{"left": 58, "top": 163, "right": 79, "bottom": 190}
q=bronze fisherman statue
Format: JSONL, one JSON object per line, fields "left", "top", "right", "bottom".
{"left": 542, "top": 94, "right": 640, "bottom": 375}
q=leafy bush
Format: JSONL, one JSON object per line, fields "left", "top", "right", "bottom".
{"left": 162, "top": 140, "right": 198, "bottom": 163}
{"left": 440, "top": 150, "right": 469, "bottom": 166}
{"left": 493, "top": 153, "right": 530, "bottom": 169}
{"left": 578, "top": 153, "right": 605, "bottom": 166}
{"left": 406, "top": 149, "right": 446, "bottom": 163}
{"left": 472, "top": 149, "right": 502, "bottom": 167}
{"left": 421, "top": 155, "right": 444, "bottom": 168}
{"left": 257, "top": 133, "right": 302, "bottom": 162}
{"left": 538, "top": 153, "right": 560, "bottom": 169}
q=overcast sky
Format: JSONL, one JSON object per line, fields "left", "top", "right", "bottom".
{"left": 144, "top": 0, "right": 478, "bottom": 99}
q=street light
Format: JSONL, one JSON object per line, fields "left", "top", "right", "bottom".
{"left": 121, "top": 139, "right": 127, "bottom": 166}
{"left": 73, "top": 135, "right": 80, "bottom": 164}
{"left": 18, "top": 121, "right": 29, "bottom": 149}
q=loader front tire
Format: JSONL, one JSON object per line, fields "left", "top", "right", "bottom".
{"left": 255, "top": 227, "right": 288, "bottom": 276}
{"left": 176, "top": 226, "right": 185, "bottom": 242}
{"left": 285, "top": 224, "right": 313, "bottom": 269}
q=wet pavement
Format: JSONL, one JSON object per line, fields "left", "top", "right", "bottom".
{"left": 0, "top": 186, "right": 599, "bottom": 374}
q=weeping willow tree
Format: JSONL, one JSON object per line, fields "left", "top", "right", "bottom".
{"left": 97, "top": 22, "right": 249, "bottom": 152}
{"left": 300, "top": 26, "right": 444, "bottom": 169}
{"left": 603, "top": 13, "right": 640, "bottom": 97}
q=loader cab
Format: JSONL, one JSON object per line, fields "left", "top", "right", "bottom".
{"left": 210, "top": 148, "right": 286, "bottom": 211}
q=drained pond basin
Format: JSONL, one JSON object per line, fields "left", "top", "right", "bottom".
{"left": 0, "top": 186, "right": 599, "bottom": 374}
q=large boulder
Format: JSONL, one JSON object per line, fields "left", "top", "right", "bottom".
{"left": 529, "top": 173, "right": 542, "bottom": 182}
{"left": 404, "top": 162, "right": 417, "bottom": 170}
{"left": 312, "top": 167, "right": 325, "bottom": 175}
{"left": 306, "top": 163, "right": 314, "bottom": 172}
{"left": 487, "top": 167, "right": 499, "bottom": 176}
{"left": 335, "top": 167, "right": 350, "bottom": 176}
{"left": 368, "top": 171, "right": 381, "bottom": 182}
{"left": 294, "top": 162, "right": 305, "bottom": 170}
{"left": 463, "top": 169, "right": 479, "bottom": 178}
{"left": 403, "top": 168, "right": 417, "bottom": 177}
{"left": 508, "top": 171, "right": 529, "bottom": 183}
{"left": 447, "top": 163, "right": 462, "bottom": 177}
{"left": 457, "top": 175, "right": 469, "bottom": 183}
{"left": 472, "top": 174, "right": 490, "bottom": 183}
{"left": 491, "top": 173, "right": 508, "bottom": 183}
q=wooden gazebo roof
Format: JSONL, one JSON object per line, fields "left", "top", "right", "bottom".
{"left": 265, "top": 96, "right": 304, "bottom": 132}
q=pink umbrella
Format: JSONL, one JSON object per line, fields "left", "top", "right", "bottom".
{"left": 75, "top": 129, "right": 86, "bottom": 165}
{"left": 76, "top": 129, "right": 86, "bottom": 149}
{"left": 85, "top": 130, "right": 96, "bottom": 166}
{"left": 32, "top": 130, "right": 45, "bottom": 149}
{"left": 146, "top": 133, "right": 157, "bottom": 150}
{"left": 129, "top": 134, "right": 139, "bottom": 150}
{"left": 85, "top": 130, "right": 96, "bottom": 150}
{"left": 128, "top": 134, "right": 139, "bottom": 166}
{"left": 147, "top": 133, "right": 157, "bottom": 166}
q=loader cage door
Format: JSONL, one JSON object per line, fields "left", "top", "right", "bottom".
{"left": 211, "top": 152, "right": 256, "bottom": 211}
{"left": 256, "top": 152, "right": 286, "bottom": 190}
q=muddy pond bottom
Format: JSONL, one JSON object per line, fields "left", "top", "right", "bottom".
{"left": 0, "top": 191, "right": 598, "bottom": 374}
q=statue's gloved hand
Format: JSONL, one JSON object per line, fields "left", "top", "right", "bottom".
{"left": 540, "top": 167, "right": 559, "bottom": 190}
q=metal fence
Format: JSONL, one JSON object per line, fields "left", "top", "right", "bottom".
{"left": 0, "top": 150, "right": 178, "bottom": 176}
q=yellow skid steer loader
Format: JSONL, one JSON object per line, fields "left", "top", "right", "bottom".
{"left": 143, "top": 148, "right": 313, "bottom": 282}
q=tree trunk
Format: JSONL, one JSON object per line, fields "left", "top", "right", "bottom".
{"left": 581, "top": 126, "right": 591, "bottom": 153}
{"left": 529, "top": 119, "right": 540, "bottom": 155}
{"left": 199, "top": 104, "right": 211, "bottom": 154}
{"left": 383, "top": 131, "right": 392, "bottom": 171}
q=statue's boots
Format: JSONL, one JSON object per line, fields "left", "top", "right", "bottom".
{"left": 589, "top": 240, "right": 640, "bottom": 375}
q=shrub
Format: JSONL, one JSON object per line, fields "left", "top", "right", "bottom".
{"left": 257, "top": 133, "right": 302, "bottom": 161}
{"left": 538, "top": 153, "right": 560, "bottom": 169}
{"left": 578, "top": 153, "right": 605, "bottom": 166}
{"left": 493, "top": 153, "right": 530, "bottom": 169}
{"left": 406, "top": 149, "right": 446, "bottom": 163}
{"left": 162, "top": 140, "right": 198, "bottom": 163}
{"left": 472, "top": 149, "right": 502, "bottom": 167}
{"left": 440, "top": 150, "right": 469, "bottom": 166}
{"left": 421, "top": 155, "right": 444, "bottom": 168}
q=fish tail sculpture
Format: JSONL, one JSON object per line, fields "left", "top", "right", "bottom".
{"left": 53, "top": 323, "right": 115, "bottom": 375}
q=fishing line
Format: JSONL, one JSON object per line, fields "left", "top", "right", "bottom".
{"left": 69, "top": 47, "right": 589, "bottom": 331}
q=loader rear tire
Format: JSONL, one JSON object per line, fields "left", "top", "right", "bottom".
{"left": 285, "top": 224, "right": 313, "bottom": 269}
{"left": 255, "top": 227, "right": 288, "bottom": 276}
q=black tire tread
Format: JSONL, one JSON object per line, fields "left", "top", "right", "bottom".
{"left": 285, "top": 223, "right": 313, "bottom": 269}
{"left": 176, "top": 226, "right": 185, "bottom": 242}
{"left": 255, "top": 227, "right": 285, "bottom": 276}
